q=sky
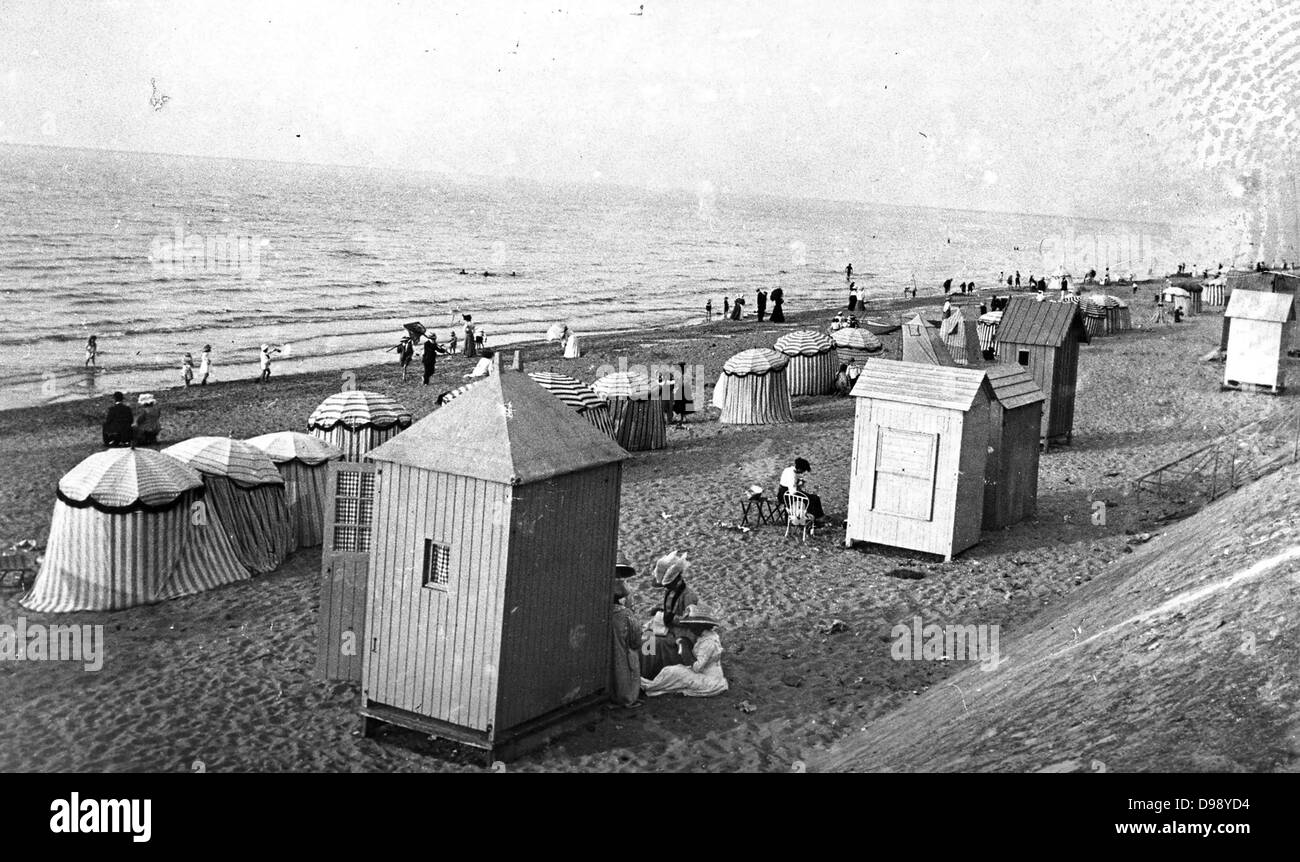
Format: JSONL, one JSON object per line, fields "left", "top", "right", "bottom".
{"left": 2, "top": 0, "right": 1299, "bottom": 225}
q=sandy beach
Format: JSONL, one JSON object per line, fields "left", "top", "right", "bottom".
{"left": 0, "top": 292, "right": 1287, "bottom": 772}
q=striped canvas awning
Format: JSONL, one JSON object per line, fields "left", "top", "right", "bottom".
{"left": 246, "top": 431, "right": 344, "bottom": 466}
{"left": 774, "top": 329, "right": 835, "bottom": 356}
{"left": 308, "top": 390, "right": 413, "bottom": 431}
{"left": 831, "top": 328, "right": 883, "bottom": 353}
{"left": 527, "top": 372, "right": 606, "bottom": 412}
{"left": 58, "top": 448, "right": 204, "bottom": 511}
{"left": 438, "top": 381, "right": 482, "bottom": 405}
{"left": 163, "top": 437, "right": 285, "bottom": 488}
{"left": 723, "top": 348, "right": 789, "bottom": 376}
{"left": 592, "top": 371, "right": 651, "bottom": 400}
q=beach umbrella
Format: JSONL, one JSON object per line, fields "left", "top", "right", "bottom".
{"left": 404, "top": 321, "right": 427, "bottom": 340}
{"left": 163, "top": 437, "right": 285, "bottom": 487}
{"left": 57, "top": 447, "right": 204, "bottom": 509}
{"left": 245, "top": 431, "right": 343, "bottom": 465}
{"left": 528, "top": 371, "right": 617, "bottom": 437}
{"left": 774, "top": 330, "right": 838, "bottom": 396}
{"left": 545, "top": 322, "right": 570, "bottom": 342}
{"left": 23, "top": 448, "right": 249, "bottom": 613}
{"left": 719, "top": 348, "right": 794, "bottom": 424}
{"left": 246, "top": 431, "right": 343, "bottom": 549}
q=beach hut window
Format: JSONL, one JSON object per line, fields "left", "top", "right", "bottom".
{"left": 1016, "top": 349, "right": 1030, "bottom": 366}
{"left": 422, "top": 540, "right": 451, "bottom": 588}
{"left": 332, "top": 471, "right": 375, "bottom": 553}
{"left": 871, "top": 428, "right": 938, "bottom": 521}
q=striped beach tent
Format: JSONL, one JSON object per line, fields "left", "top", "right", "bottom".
{"left": 774, "top": 330, "right": 838, "bottom": 395}
{"left": 163, "top": 437, "right": 293, "bottom": 574}
{"left": 940, "top": 308, "right": 984, "bottom": 366}
{"left": 246, "top": 431, "right": 344, "bottom": 548}
{"left": 719, "top": 348, "right": 794, "bottom": 425}
{"left": 1204, "top": 278, "right": 1226, "bottom": 307}
{"left": 1082, "top": 297, "right": 1110, "bottom": 338}
{"left": 592, "top": 371, "right": 665, "bottom": 451}
{"left": 22, "top": 449, "right": 249, "bottom": 612}
{"left": 528, "top": 371, "right": 617, "bottom": 438}
{"left": 308, "top": 390, "right": 413, "bottom": 462}
{"left": 977, "top": 311, "right": 1002, "bottom": 355}
{"left": 1162, "top": 285, "right": 1194, "bottom": 317}
{"left": 831, "top": 327, "right": 884, "bottom": 363}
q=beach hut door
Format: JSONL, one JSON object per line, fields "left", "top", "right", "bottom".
{"left": 871, "top": 428, "right": 938, "bottom": 521}
{"left": 316, "top": 460, "right": 377, "bottom": 682}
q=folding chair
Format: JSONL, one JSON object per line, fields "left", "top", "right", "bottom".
{"left": 784, "top": 491, "right": 813, "bottom": 542}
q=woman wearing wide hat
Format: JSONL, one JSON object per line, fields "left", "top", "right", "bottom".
{"left": 642, "top": 604, "right": 729, "bottom": 698}
{"left": 639, "top": 550, "right": 699, "bottom": 680}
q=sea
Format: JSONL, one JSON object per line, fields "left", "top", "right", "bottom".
{"left": 0, "top": 144, "right": 1178, "bottom": 408}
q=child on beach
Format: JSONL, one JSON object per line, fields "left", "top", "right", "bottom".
{"left": 610, "top": 577, "right": 642, "bottom": 709}
{"left": 642, "top": 605, "right": 728, "bottom": 698}
{"left": 84, "top": 335, "right": 97, "bottom": 367}
{"left": 198, "top": 345, "right": 212, "bottom": 385}
{"left": 448, "top": 329, "right": 458, "bottom": 354}
{"left": 394, "top": 336, "right": 415, "bottom": 381}
{"left": 181, "top": 353, "right": 194, "bottom": 388}
{"left": 705, "top": 298, "right": 712, "bottom": 321}
{"left": 258, "top": 343, "right": 280, "bottom": 383}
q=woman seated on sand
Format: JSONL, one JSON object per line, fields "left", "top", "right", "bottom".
{"left": 640, "top": 550, "right": 700, "bottom": 680}
{"left": 642, "top": 605, "right": 728, "bottom": 698}
{"left": 133, "top": 393, "right": 161, "bottom": 445}
{"left": 463, "top": 348, "right": 494, "bottom": 379}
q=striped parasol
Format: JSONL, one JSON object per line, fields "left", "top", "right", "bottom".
{"left": 831, "top": 328, "right": 883, "bottom": 353}
{"left": 308, "top": 390, "right": 413, "bottom": 431}
{"left": 723, "top": 348, "right": 789, "bottom": 376}
{"left": 163, "top": 437, "right": 285, "bottom": 488}
{"left": 527, "top": 372, "right": 606, "bottom": 411}
{"left": 774, "top": 330, "right": 835, "bottom": 357}
{"left": 246, "top": 431, "right": 344, "bottom": 466}
{"left": 57, "top": 448, "right": 204, "bottom": 510}
{"left": 592, "top": 371, "right": 652, "bottom": 400}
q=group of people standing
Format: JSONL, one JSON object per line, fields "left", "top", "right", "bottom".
{"left": 712, "top": 287, "right": 786, "bottom": 323}
{"left": 609, "top": 550, "right": 728, "bottom": 708}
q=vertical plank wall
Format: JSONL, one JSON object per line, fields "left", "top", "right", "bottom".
{"left": 362, "top": 464, "right": 510, "bottom": 733}
{"left": 495, "top": 464, "right": 621, "bottom": 732}
{"left": 1225, "top": 319, "right": 1284, "bottom": 388}
{"left": 985, "top": 402, "right": 1042, "bottom": 529}
{"left": 1049, "top": 339, "right": 1077, "bottom": 440}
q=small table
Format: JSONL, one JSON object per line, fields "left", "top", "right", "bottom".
{"left": 740, "top": 496, "right": 780, "bottom": 527}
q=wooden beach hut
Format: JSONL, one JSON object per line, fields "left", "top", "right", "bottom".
{"left": 995, "top": 298, "right": 1089, "bottom": 446}
{"left": 22, "top": 449, "right": 249, "bottom": 612}
{"left": 901, "top": 314, "right": 955, "bottom": 366}
{"left": 940, "top": 308, "right": 983, "bottom": 365}
{"left": 774, "top": 330, "right": 838, "bottom": 395}
{"left": 356, "top": 369, "right": 629, "bottom": 760}
{"left": 718, "top": 348, "right": 795, "bottom": 424}
{"left": 527, "top": 371, "right": 617, "bottom": 438}
{"left": 1223, "top": 289, "right": 1295, "bottom": 393}
{"left": 163, "top": 437, "right": 294, "bottom": 574}
{"left": 308, "top": 390, "right": 412, "bottom": 462}
{"left": 982, "top": 366, "right": 1045, "bottom": 530}
{"left": 592, "top": 370, "right": 665, "bottom": 450}
{"left": 845, "top": 361, "right": 992, "bottom": 561}
{"left": 246, "top": 431, "right": 344, "bottom": 549}
{"left": 830, "top": 327, "right": 883, "bottom": 364}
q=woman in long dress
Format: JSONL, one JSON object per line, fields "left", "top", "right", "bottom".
{"left": 639, "top": 551, "right": 699, "bottom": 680}
{"left": 610, "top": 578, "right": 642, "bottom": 708}
{"left": 769, "top": 287, "right": 785, "bottom": 322}
{"left": 642, "top": 605, "right": 728, "bottom": 698}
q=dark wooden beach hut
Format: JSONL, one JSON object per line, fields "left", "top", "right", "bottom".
{"left": 982, "top": 365, "right": 1045, "bottom": 529}
{"left": 845, "top": 360, "right": 992, "bottom": 561}
{"left": 355, "top": 369, "right": 628, "bottom": 760}
{"left": 994, "top": 298, "right": 1089, "bottom": 446}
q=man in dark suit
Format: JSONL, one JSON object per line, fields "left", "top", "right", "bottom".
{"left": 756, "top": 288, "right": 768, "bottom": 322}
{"left": 102, "top": 392, "right": 134, "bottom": 447}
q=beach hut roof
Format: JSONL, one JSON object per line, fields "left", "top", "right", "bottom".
{"left": 527, "top": 371, "right": 606, "bottom": 412}
{"left": 998, "top": 297, "right": 1090, "bottom": 347}
{"left": 1224, "top": 271, "right": 1276, "bottom": 293}
{"left": 830, "top": 327, "right": 884, "bottom": 352}
{"left": 1224, "top": 289, "right": 1296, "bottom": 323}
{"left": 308, "top": 390, "right": 413, "bottom": 431}
{"left": 163, "top": 437, "right": 286, "bottom": 488}
{"left": 901, "top": 314, "right": 955, "bottom": 365}
{"left": 850, "top": 359, "right": 992, "bottom": 411}
{"left": 1089, "top": 294, "right": 1121, "bottom": 308}
{"left": 591, "top": 371, "right": 651, "bottom": 400}
{"left": 367, "top": 370, "right": 628, "bottom": 485}
{"left": 57, "top": 448, "right": 204, "bottom": 512}
{"left": 774, "top": 330, "right": 835, "bottom": 356}
{"left": 246, "top": 431, "right": 344, "bottom": 466}
{"left": 1163, "top": 286, "right": 1191, "bottom": 297}
{"left": 984, "top": 365, "right": 1046, "bottom": 412}
{"left": 723, "top": 348, "right": 789, "bottom": 376}
{"left": 978, "top": 311, "right": 1003, "bottom": 325}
